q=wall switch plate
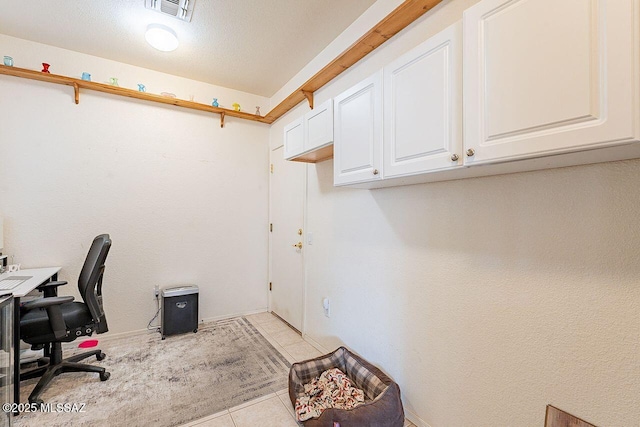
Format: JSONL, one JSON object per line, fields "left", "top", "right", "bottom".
{"left": 323, "top": 297, "right": 330, "bottom": 317}
{"left": 307, "top": 232, "right": 313, "bottom": 245}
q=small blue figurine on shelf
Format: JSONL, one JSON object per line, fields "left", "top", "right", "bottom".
{"left": 138, "top": 84, "right": 146, "bottom": 92}
{"left": 212, "top": 98, "right": 219, "bottom": 107}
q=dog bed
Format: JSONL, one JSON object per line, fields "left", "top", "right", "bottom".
{"left": 288, "top": 346, "right": 404, "bottom": 426}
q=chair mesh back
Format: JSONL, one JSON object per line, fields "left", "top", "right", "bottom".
{"left": 78, "top": 234, "right": 111, "bottom": 329}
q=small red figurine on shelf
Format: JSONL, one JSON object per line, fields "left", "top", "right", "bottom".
{"left": 41, "top": 63, "right": 50, "bottom": 73}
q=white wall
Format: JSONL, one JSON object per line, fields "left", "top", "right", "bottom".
{"left": 270, "top": 1, "right": 640, "bottom": 426}
{"left": 0, "top": 35, "right": 271, "bottom": 334}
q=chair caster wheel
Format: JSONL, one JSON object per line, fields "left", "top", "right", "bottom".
{"left": 100, "top": 371, "right": 110, "bottom": 381}
{"left": 162, "top": 336, "right": 166, "bottom": 340}
{"left": 29, "top": 398, "right": 44, "bottom": 408}
{"left": 193, "top": 329, "right": 198, "bottom": 333}
{"left": 96, "top": 352, "right": 106, "bottom": 361}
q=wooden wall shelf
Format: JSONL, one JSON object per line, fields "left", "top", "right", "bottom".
{"left": 0, "top": 0, "right": 442, "bottom": 133}
{"left": 263, "top": 0, "right": 442, "bottom": 125}
{"left": 0, "top": 65, "right": 269, "bottom": 128}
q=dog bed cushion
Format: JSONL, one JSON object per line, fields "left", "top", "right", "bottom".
{"left": 289, "top": 346, "right": 404, "bottom": 426}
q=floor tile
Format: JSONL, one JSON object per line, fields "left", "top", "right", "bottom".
{"left": 283, "top": 341, "right": 321, "bottom": 362}
{"left": 228, "top": 392, "right": 277, "bottom": 413}
{"left": 253, "top": 328, "right": 296, "bottom": 363}
{"left": 271, "top": 328, "right": 303, "bottom": 347}
{"left": 261, "top": 319, "right": 295, "bottom": 335}
{"left": 246, "top": 311, "right": 277, "bottom": 325}
{"left": 178, "top": 410, "right": 230, "bottom": 427}
{"left": 276, "top": 388, "right": 288, "bottom": 396}
{"left": 277, "top": 393, "right": 296, "bottom": 420}
{"left": 230, "top": 396, "right": 298, "bottom": 427}
{"left": 193, "top": 413, "right": 236, "bottom": 427}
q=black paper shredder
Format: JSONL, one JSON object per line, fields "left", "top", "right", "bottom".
{"left": 161, "top": 285, "right": 199, "bottom": 339}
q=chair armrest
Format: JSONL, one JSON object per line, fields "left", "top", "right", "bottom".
{"left": 37, "top": 280, "right": 68, "bottom": 297}
{"left": 21, "top": 296, "right": 74, "bottom": 310}
{"left": 21, "top": 296, "right": 74, "bottom": 340}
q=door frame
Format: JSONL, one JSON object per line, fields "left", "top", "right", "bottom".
{"left": 268, "top": 144, "right": 307, "bottom": 334}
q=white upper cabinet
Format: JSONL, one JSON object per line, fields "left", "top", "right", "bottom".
{"left": 283, "top": 117, "right": 304, "bottom": 160}
{"left": 305, "top": 99, "right": 333, "bottom": 153}
{"left": 463, "top": 0, "right": 640, "bottom": 165}
{"left": 334, "top": 71, "right": 383, "bottom": 185}
{"left": 383, "top": 21, "right": 462, "bottom": 178}
{"left": 284, "top": 99, "right": 334, "bottom": 161}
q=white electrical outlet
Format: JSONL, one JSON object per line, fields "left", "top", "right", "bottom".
{"left": 323, "top": 298, "right": 330, "bottom": 318}
{"left": 154, "top": 285, "right": 160, "bottom": 298}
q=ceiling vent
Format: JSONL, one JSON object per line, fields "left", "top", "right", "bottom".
{"left": 145, "top": 0, "right": 195, "bottom": 22}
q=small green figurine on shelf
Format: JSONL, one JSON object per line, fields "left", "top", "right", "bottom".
{"left": 232, "top": 103, "right": 241, "bottom": 112}
{"left": 212, "top": 98, "right": 219, "bottom": 107}
{"left": 109, "top": 77, "right": 119, "bottom": 87}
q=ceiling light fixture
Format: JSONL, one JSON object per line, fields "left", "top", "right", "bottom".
{"left": 145, "top": 24, "right": 179, "bottom": 52}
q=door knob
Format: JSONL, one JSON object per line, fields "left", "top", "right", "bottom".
{"left": 292, "top": 242, "right": 302, "bottom": 249}
{"left": 466, "top": 148, "right": 475, "bottom": 157}
{"left": 373, "top": 169, "right": 379, "bottom": 175}
{"left": 451, "top": 153, "right": 459, "bottom": 161}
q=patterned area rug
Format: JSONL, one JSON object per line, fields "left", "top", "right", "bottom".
{"left": 15, "top": 316, "right": 291, "bottom": 427}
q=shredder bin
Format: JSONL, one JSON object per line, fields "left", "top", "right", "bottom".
{"left": 161, "top": 285, "right": 198, "bottom": 339}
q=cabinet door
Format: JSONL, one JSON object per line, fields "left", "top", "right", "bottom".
{"left": 305, "top": 99, "right": 333, "bottom": 152}
{"left": 384, "top": 21, "right": 462, "bottom": 178}
{"left": 464, "top": 0, "right": 640, "bottom": 165}
{"left": 283, "top": 117, "right": 304, "bottom": 160}
{"left": 334, "top": 71, "right": 383, "bottom": 185}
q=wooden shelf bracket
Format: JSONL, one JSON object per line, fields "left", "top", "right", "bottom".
{"left": 73, "top": 83, "right": 80, "bottom": 104}
{"left": 302, "top": 90, "right": 314, "bottom": 109}
{"left": 220, "top": 112, "right": 225, "bottom": 128}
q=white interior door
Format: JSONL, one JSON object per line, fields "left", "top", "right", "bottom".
{"left": 269, "top": 146, "right": 305, "bottom": 331}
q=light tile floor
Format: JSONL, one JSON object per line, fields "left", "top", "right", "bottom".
{"left": 180, "top": 312, "right": 416, "bottom": 427}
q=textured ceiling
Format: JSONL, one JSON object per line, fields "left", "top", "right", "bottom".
{"left": 0, "top": 0, "right": 376, "bottom": 97}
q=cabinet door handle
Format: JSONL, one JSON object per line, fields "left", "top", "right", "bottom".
{"left": 451, "top": 153, "right": 459, "bottom": 161}
{"left": 466, "top": 148, "right": 475, "bottom": 157}
{"left": 373, "top": 169, "right": 379, "bottom": 175}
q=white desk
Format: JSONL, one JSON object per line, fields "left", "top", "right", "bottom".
{"left": 0, "top": 267, "right": 61, "bottom": 298}
{"left": 0, "top": 267, "right": 61, "bottom": 409}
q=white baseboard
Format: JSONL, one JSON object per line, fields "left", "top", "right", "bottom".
{"left": 405, "top": 408, "right": 431, "bottom": 427}
{"left": 95, "top": 308, "right": 270, "bottom": 343}
{"left": 302, "top": 334, "right": 329, "bottom": 354}
{"left": 95, "top": 326, "right": 157, "bottom": 343}
{"left": 200, "top": 308, "right": 268, "bottom": 324}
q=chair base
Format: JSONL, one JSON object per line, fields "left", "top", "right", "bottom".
{"left": 20, "top": 348, "right": 109, "bottom": 405}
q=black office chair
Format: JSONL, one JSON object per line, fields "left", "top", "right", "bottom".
{"left": 19, "top": 234, "right": 112, "bottom": 404}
